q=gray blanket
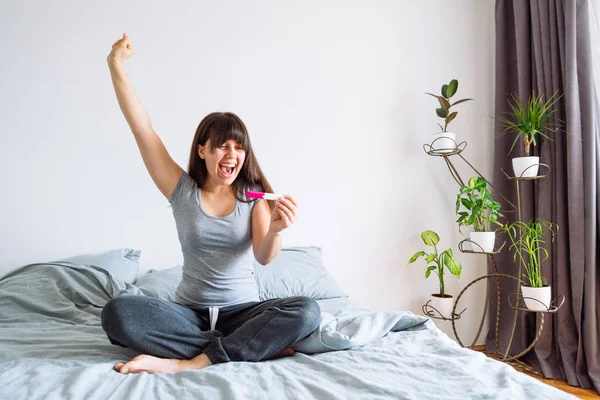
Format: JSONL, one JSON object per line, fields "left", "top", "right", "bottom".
{"left": 0, "top": 262, "right": 576, "bottom": 400}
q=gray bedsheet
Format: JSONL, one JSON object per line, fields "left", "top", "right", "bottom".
{"left": 0, "top": 262, "right": 576, "bottom": 400}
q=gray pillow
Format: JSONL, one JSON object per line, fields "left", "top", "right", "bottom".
{"left": 254, "top": 246, "right": 347, "bottom": 300}
{"left": 57, "top": 248, "right": 141, "bottom": 284}
{"left": 135, "top": 265, "right": 183, "bottom": 302}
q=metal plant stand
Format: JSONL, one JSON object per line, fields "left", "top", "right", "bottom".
{"left": 422, "top": 300, "right": 466, "bottom": 321}
{"left": 422, "top": 138, "right": 565, "bottom": 376}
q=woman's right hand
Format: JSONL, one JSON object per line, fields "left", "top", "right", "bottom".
{"left": 107, "top": 33, "right": 135, "bottom": 65}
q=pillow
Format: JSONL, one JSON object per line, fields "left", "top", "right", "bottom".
{"left": 57, "top": 248, "right": 141, "bottom": 284}
{"left": 253, "top": 246, "right": 347, "bottom": 300}
{"left": 135, "top": 265, "right": 183, "bottom": 302}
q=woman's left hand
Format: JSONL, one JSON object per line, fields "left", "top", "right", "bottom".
{"left": 269, "top": 195, "right": 298, "bottom": 234}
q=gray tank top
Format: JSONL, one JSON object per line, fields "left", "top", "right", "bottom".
{"left": 169, "top": 171, "right": 260, "bottom": 308}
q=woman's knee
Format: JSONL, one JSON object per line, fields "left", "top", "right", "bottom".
{"left": 101, "top": 295, "right": 143, "bottom": 336}
{"left": 294, "top": 296, "right": 321, "bottom": 333}
{"left": 101, "top": 297, "right": 124, "bottom": 333}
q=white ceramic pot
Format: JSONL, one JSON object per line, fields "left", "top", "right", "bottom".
{"left": 431, "top": 132, "right": 456, "bottom": 153}
{"left": 430, "top": 294, "right": 455, "bottom": 319}
{"left": 512, "top": 156, "right": 540, "bottom": 178}
{"left": 469, "top": 231, "right": 496, "bottom": 253}
{"left": 521, "top": 285, "right": 552, "bottom": 311}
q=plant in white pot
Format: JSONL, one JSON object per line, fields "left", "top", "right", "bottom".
{"left": 496, "top": 91, "right": 564, "bottom": 178}
{"left": 456, "top": 176, "right": 504, "bottom": 253}
{"left": 503, "top": 218, "right": 559, "bottom": 311}
{"left": 426, "top": 79, "right": 473, "bottom": 153}
{"left": 407, "top": 230, "right": 462, "bottom": 319}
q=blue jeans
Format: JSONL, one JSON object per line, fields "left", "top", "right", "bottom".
{"left": 100, "top": 295, "right": 321, "bottom": 364}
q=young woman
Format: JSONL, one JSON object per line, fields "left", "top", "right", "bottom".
{"left": 100, "top": 33, "right": 321, "bottom": 374}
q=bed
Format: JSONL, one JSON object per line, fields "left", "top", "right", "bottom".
{"left": 0, "top": 248, "right": 576, "bottom": 400}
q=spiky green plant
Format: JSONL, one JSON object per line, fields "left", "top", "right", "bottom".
{"left": 502, "top": 219, "right": 559, "bottom": 287}
{"left": 496, "top": 91, "right": 564, "bottom": 156}
{"left": 407, "top": 230, "right": 462, "bottom": 297}
{"left": 426, "top": 79, "right": 473, "bottom": 132}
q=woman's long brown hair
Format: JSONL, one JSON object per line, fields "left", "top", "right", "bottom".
{"left": 187, "top": 112, "right": 274, "bottom": 207}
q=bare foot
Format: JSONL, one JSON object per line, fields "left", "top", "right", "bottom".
{"left": 114, "top": 354, "right": 185, "bottom": 374}
{"left": 115, "top": 353, "right": 213, "bottom": 374}
{"left": 268, "top": 348, "right": 295, "bottom": 360}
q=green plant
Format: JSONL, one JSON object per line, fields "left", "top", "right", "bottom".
{"left": 502, "top": 219, "right": 559, "bottom": 287}
{"left": 407, "top": 230, "right": 462, "bottom": 297}
{"left": 496, "top": 91, "right": 564, "bottom": 156}
{"left": 426, "top": 79, "right": 473, "bottom": 132}
{"left": 456, "top": 176, "right": 504, "bottom": 232}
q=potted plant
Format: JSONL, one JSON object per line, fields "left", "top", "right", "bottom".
{"left": 456, "top": 176, "right": 504, "bottom": 252}
{"left": 496, "top": 91, "right": 564, "bottom": 178}
{"left": 502, "top": 218, "right": 559, "bottom": 311}
{"left": 407, "top": 230, "right": 462, "bottom": 318}
{"left": 426, "top": 79, "right": 473, "bottom": 153}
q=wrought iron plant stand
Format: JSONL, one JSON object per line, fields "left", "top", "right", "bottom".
{"left": 421, "top": 138, "right": 565, "bottom": 376}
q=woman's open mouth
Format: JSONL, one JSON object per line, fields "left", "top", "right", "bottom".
{"left": 218, "top": 163, "right": 236, "bottom": 178}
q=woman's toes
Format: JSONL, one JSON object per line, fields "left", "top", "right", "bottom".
{"left": 268, "top": 347, "right": 296, "bottom": 360}
{"left": 283, "top": 348, "right": 295, "bottom": 356}
{"left": 114, "top": 362, "right": 131, "bottom": 374}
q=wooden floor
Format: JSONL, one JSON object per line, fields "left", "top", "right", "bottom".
{"left": 472, "top": 346, "right": 599, "bottom": 399}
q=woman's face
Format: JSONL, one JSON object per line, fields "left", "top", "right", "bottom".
{"left": 198, "top": 138, "right": 246, "bottom": 186}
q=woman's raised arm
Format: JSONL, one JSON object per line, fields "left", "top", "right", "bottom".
{"left": 107, "top": 33, "right": 183, "bottom": 201}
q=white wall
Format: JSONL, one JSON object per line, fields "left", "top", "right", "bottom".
{"left": 0, "top": 0, "right": 495, "bottom": 343}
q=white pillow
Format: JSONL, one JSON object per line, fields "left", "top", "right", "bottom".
{"left": 253, "top": 247, "right": 347, "bottom": 300}
{"left": 58, "top": 248, "right": 141, "bottom": 284}
{"left": 135, "top": 265, "right": 182, "bottom": 302}
{"left": 133, "top": 247, "right": 348, "bottom": 302}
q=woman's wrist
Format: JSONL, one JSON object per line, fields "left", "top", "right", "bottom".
{"left": 266, "top": 229, "right": 283, "bottom": 238}
{"left": 107, "top": 56, "right": 123, "bottom": 68}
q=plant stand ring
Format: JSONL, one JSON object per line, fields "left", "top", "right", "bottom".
{"left": 451, "top": 272, "right": 545, "bottom": 362}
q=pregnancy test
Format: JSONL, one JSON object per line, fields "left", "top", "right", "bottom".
{"left": 246, "top": 191, "right": 283, "bottom": 200}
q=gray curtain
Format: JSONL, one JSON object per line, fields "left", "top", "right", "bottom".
{"left": 490, "top": 0, "right": 599, "bottom": 392}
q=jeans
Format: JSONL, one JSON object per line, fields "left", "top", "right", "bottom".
{"left": 100, "top": 295, "right": 321, "bottom": 364}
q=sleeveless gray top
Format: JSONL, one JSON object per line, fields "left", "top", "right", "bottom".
{"left": 169, "top": 171, "right": 260, "bottom": 308}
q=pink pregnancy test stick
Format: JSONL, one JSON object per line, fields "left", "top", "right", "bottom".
{"left": 246, "top": 191, "right": 283, "bottom": 200}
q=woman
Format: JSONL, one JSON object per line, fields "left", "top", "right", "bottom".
{"left": 101, "top": 33, "right": 321, "bottom": 374}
